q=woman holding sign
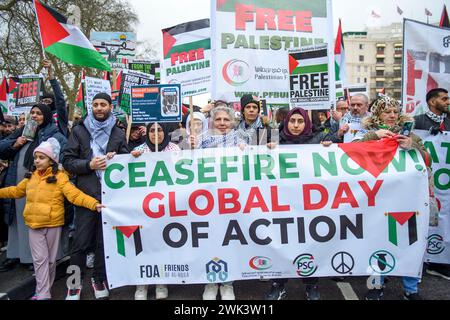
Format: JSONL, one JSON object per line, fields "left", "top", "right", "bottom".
{"left": 265, "top": 107, "right": 334, "bottom": 301}
{"left": 131, "top": 121, "right": 180, "bottom": 300}
{"left": 355, "top": 96, "right": 430, "bottom": 300}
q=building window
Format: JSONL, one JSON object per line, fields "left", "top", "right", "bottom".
{"left": 394, "top": 81, "right": 401, "bottom": 87}
{"left": 365, "top": 66, "right": 368, "bottom": 72}
{"left": 359, "top": 44, "right": 364, "bottom": 50}
{"left": 364, "top": 78, "right": 367, "bottom": 83}
{"left": 377, "top": 47, "right": 385, "bottom": 54}
{"left": 377, "top": 58, "right": 385, "bottom": 64}
{"left": 357, "top": 77, "right": 361, "bottom": 83}
{"left": 394, "top": 57, "right": 402, "bottom": 64}
{"left": 357, "top": 66, "right": 361, "bottom": 72}
{"left": 359, "top": 55, "right": 364, "bottom": 62}
{"left": 394, "top": 70, "right": 402, "bottom": 77}
{"left": 376, "top": 81, "right": 385, "bottom": 88}
{"left": 376, "top": 70, "right": 384, "bottom": 77}
{"left": 393, "top": 92, "right": 401, "bottom": 99}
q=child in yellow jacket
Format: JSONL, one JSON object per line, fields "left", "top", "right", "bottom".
{"left": 0, "top": 138, "right": 104, "bottom": 300}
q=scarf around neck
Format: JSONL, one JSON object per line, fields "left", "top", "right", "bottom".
{"left": 84, "top": 112, "right": 117, "bottom": 158}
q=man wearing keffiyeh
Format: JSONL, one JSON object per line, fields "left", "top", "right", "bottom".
{"left": 414, "top": 89, "right": 450, "bottom": 281}
{"left": 414, "top": 88, "right": 450, "bottom": 135}
{"left": 63, "top": 93, "right": 129, "bottom": 301}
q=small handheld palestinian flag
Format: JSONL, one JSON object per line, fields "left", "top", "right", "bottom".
{"left": 33, "top": 0, "right": 110, "bottom": 71}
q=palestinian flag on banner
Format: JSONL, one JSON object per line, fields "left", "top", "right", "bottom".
{"left": 0, "top": 77, "right": 8, "bottom": 114}
{"left": 162, "top": 18, "right": 210, "bottom": 62}
{"left": 114, "top": 226, "right": 143, "bottom": 257}
{"left": 440, "top": 5, "right": 450, "bottom": 28}
{"left": 33, "top": 0, "right": 110, "bottom": 71}
{"left": 289, "top": 46, "right": 328, "bottom": 75}
{"left": 334, "top": 19, "right": 346, "bottom": 84}
{"left": 386, "top": 212, "right": 418, "bottom": 246}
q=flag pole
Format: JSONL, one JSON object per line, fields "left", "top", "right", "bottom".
{"left": 32, "top": 0, "right": 47, "bottom": 60}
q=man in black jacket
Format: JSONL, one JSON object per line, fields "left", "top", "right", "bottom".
{"left": 414, "top": 88, "right": 450, "bottom": 281}
{"left": 63, "top": 93, "right": 129, "bottom": 300}
{"left": 414, "top": 88, "right": 450, "bottom": 134}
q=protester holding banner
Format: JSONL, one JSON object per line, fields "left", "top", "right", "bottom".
{"left": 415, "top": 88, "right": 450, "bottom": 280}
{"left": 195, "top": 105, "right": 246, "bottom": 150}
{"left": 356, "top": 96, "right": 427, "bottom": 156}
{"left": 354, "top": 95, "right": 429, "bottom": 300}
{"left": 131, "top": 122, "right": 180, "bottom": 300}
{"left": 191, "top": 105, "right": 245, "bottom": 300}
{"left": 41, "top": 60, "right": 69, "bottom": 137}
{"left": 0, "top": 103, "right": 67, "bottom": 273}
{"left": 63, "top": 93, "right": 129, "bottom": 300}
{"left": 266, "top": 107, "right": 335, "bottom": 301}
{"left": 237, "top": 94, "right": 272, "bottom": 146}
{"left": 0, "top": 138, "right": 104, "bottom": 300}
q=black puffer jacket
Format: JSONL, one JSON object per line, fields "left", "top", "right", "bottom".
{"left": 62, "top": 118, "right": 129, "bottom": 201}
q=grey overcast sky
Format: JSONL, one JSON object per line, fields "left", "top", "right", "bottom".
{"left": 130, "top": 0, "right": 450, "bottom": 56}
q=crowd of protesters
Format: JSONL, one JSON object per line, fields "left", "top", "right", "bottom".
{"left": 0, "top": 59, "right": 449, "bottom": 301}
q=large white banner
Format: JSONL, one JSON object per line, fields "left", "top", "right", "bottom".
{"left": 415, "top": 130, "right": 450, "bottom": 264}
{"left": 102, "top": 143, "right": 429, "bottom": 289}
{"left": 211, "top": 0, "right": 335, "bottom": 105}
{"left": 161, "top": 19, "right": 211, "bottom": 98}
{"left": 402, "top": 19, "right": 450, "bottom": 116}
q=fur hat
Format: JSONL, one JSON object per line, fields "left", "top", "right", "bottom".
{"left": 33, "top": 138, "right": 61, "bottom": 163}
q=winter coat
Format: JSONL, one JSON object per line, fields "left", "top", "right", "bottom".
{"left": 0, "top": 123, "right": 67, "bottom": 225}
{"left": 0, "top": 167, "right": 98, "bottom": 229}
{"left": 62, "top": 118, "right": 129, "bottom": 201}
{"left": 413, "top": 114, "right": 450, "bottom": 132}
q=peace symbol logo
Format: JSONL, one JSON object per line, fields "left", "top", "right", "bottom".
{"left": 331, "top": 252, "right": 355, "bottom": 274}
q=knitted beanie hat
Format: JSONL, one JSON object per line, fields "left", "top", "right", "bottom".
{"left": 33, "top": 137, "right": 61, "bottom": 163}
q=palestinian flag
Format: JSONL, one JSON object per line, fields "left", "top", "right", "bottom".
{"left": 114, "top": 70, "right": 122, "bottom": 91}
{"left": 387, "top": 212, "right": 418, "bottom": 246}
{"left": 289, "top": 46, "right": 328, "bottom": 75}
{"left": 115, "top": 226, "right": 143, "bottom": 257}
{"left": 75, "top": 70, "right": 86, "bottom": 117}
{"left": 162, "top": 18, "right": 210, "bottom": 62}
{"left": 440, "top": 5, "right": 450, "bottom": 28}
{"left": 334, "top": 19, "right": 346, "bottom": 84}
{"left": 33, "top": 0, "right": 110, "bottom": 71}
{"left": 0, "top": 77, "right": 8, "bottom": 114}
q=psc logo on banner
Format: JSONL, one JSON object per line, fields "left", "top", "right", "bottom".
{"left": 427, "top": 234, "right": 445, "bottom": 255}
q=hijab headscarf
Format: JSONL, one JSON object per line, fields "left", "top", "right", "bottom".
{"left": 23, "top": 104, "right": 55, "bottom": 169}
{"left": 145, "top": 122, "right": 171, "bottom": 152}
{"left": 280, "top": 107, "right": 314, "bottom": 144}
{"left": 186, "top": 112, "right": 209, "bottom": 137}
